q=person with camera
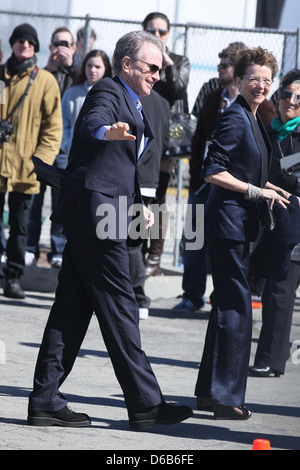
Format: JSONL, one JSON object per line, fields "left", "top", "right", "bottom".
{"left": 26, "top": 27, "right": 77, "bottom": 269}
{"left": 0, "top": 23, "right": 62, "bottom": 298}
{"left": 46, "top": 27, "right": 77, "bottom": 95}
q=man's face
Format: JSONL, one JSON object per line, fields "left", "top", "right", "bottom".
{"left": 12, "top": 38, "right": 35, "bottom": 62}
{"left": 218, "top": 57, "right": 234, "bottom": 86}
{"left": 121, "top": 43, "right": 162, "bottom": 97}
{"left": 50, "top": 31, "right": 76, "bottom": 64}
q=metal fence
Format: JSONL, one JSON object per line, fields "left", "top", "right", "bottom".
{"left": 0, "top": 9, "right": 299, "bottom": 112}
{"left": 1, "top": 10, "right": 300, "bottom": 265}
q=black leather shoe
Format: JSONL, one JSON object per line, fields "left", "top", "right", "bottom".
{"left": 27, "top": 405, "right": 91, "bottom": 427}
{"left": 248, "top": 366, "right": 281, "bottom": 377}
{"left": 144, "top": 255, "right": 161, "bottom": 278}
{"left": 129, "top": 402, "right": 193, "bottom": 430}
{"left": 3, "top": 277, "right": 26, "bottom": 299}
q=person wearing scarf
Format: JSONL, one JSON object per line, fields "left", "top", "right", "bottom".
{"left": 249, "top": 69, "right": 300, "bottom": 378}
{"left": 0, "top": 23, "right": 62, "bottom": 299}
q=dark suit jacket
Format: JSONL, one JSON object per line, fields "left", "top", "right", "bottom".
{"left": 51, "top": 76, "right": 154, "bottom": 241}
{"left": 202, "top": 95, "right": 272, "bottom": 242}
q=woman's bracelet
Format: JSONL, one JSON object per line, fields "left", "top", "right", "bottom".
{"left": 244, "top": 183, "right": 264, "bottom": 201}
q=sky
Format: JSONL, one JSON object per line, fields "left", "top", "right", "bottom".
{"left": 2, "top": 0, "right": 300, "bottom": 30}
{"left": 69, "top": 0, "right": 258, "bottom": 28}
{"left": 2, "top": 0, "right": 258, "bottom": 28}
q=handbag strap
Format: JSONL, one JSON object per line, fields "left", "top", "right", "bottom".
{"left": 7, "top": 65, "right": 39, "bottom": 124}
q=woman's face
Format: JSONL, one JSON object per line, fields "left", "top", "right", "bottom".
{"left": 85, "top": 56, "right": 106, "bottom": 85}
{"left": 238, "top": 64, "right": 273, "bottom": 113}
{"left": 278, "top": 82, "right": 300, "bottom": 123}
{"left": 145, "top": 18, "right": 169, "bottom": 46}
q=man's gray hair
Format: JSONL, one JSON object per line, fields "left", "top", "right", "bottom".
{"left": 112, "top": 31, "right": 163, "bottom": 75}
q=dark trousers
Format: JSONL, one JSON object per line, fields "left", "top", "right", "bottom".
{"left": 0, "top": 191, "right": 32, "bottom": 277}
{"left": 195, "top": 237, "right": 252, "bottom": 406}
{"left": 254, "top": 260, "right": 300, "bottom": 374}
{"left": 29, "top": 231, "right": 163, "bottom": 413}
{"left": 128, "top": 243, "right": 150, "bottom": 308}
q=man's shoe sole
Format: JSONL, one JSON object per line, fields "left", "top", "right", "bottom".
{"left": 129, "top": 409, "right": 193, "bottom": 431}
{"left": 27, "top": 416, "right": 91, "bottom": 427}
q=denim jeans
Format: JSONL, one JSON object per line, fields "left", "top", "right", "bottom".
{"left": 27, "top": 155, "right": 67, "bottom": 260}
{"left": 0, "top": 191, "right": 33, "bottom": 277}
{"left": 181, "top": 185, "right": 210, "bottom": 304}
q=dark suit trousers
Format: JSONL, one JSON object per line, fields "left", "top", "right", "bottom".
{"left": 29, "top": 231, "right": 163, "bottom": 413}
{"left": 254, "top": 260, "right": 300, "bottom": 374}
{"left": 195, "top": 237, "right": 252, "bottom": 406}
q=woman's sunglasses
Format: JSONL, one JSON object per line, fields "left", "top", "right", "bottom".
{"left": 280, "top": 90, "right": 300, "bottom": 104}
{"left": 146, "top": 28, "right": 168, "bottom": 36}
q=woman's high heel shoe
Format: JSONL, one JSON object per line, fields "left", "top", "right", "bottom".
{"left": 213, "top": 404, "right": 252, "bottom": 420}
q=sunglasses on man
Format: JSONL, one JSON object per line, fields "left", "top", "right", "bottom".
{"left": 137, "top": 59, "right": 161, "bottom": 74}
{"left": 18, "top": 38, "right": 36, "bottom": 47}
{"left": 217, "top": 63, "right": 233, "bottom": 70}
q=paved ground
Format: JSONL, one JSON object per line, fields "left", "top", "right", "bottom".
{"left": 0, "top": 267, "right": 299, "bottom": 451}
{"left": 1, "top": 187, "right": 299, "bottom": 452}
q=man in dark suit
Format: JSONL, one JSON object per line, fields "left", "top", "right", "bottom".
{"left": 27, "top": 31, "right": 192, "bottom": 430}
{"left": 128, "top": 89, "right": 170, "bottom": 320}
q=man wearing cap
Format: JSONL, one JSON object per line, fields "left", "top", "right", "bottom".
{"left": 0, "top": 23, "right": 62, "bottom": 298}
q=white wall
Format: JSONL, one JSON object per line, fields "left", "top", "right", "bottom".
{"left": 1, "top": 0, "right": 257, "bottom": 28}
{"left": 70, "top": 0, "right": 257, "bottom": 28}
{"left": 279, "top": 0, "right": 300, "bottom": 30}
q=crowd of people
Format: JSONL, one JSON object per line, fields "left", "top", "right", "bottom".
{"left": 0, "top": 11, "right": 299, "bottom": 429}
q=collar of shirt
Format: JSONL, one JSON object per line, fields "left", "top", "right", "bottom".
{"left": 117, "top": 75, "right": 141, "bottom": 110}
{"left": 221, "top": 86, "right": 236, "bottom": 109}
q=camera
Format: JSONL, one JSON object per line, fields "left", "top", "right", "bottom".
{"left": 0, "top": 118, "right": 14, "bottom": 147}
{"left": 54, "top": 40, "right": 69, "bottom": 48}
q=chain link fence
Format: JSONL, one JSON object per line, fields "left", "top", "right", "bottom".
{"left": 1, "top": 9, "right": 299, "bottom": 112}
{"left": 1, "top": 10, "right": 300, "bottom": 266}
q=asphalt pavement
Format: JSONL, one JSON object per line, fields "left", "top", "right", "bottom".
{"left": 1, "top": 187, "right": 299, "bottom": 452}
{"left": 0, "top": 260, "right": 299, "bottom": 452}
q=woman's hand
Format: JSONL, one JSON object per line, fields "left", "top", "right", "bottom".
{"left": 261, "top": 188, "right": 290, "bottom": 209}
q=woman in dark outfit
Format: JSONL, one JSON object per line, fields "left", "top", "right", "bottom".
{"left": 194, "top": 47, "right": 290, "bottom": 420}
{"left": 249, "top": 69, "right": 300, "bottom": 378}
